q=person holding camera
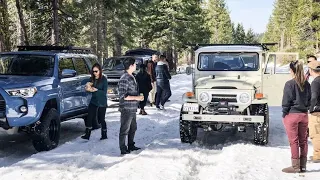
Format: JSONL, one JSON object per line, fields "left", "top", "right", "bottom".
{"left": 118, "top": 57, "right": 144, "bottom": 155}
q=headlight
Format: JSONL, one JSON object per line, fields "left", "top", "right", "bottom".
{"left": 199, "top": 92, "right": 210, "bottom": 102}
{"left": 5, "top": 87, "right": 37, "bottom": 98}
{"left": 238, "top": 93, "right": 250, "bottom": 103}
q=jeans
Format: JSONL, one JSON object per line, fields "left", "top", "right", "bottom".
{"left": 119, "top": 110, "right": 137, "bottom": 151}
{"left": 283, "top": 113, "right": 308, "bottom": 159}
{"left": 155, "top": 83, "right": 171, "bottom": 107}
{"left": 85, "top": 103, "right": 107, "bottom": 130}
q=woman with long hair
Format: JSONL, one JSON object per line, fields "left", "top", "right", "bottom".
{"left": 282, "top": 60, "right": 311, "bottom": 173}
{"left": 82, "top": 63, "right": 108, "bottom": 140}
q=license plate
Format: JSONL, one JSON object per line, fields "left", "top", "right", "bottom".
{"left": 183, "top": 103, "right": 199, "bottom": 112}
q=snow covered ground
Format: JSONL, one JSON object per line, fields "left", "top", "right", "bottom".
{"left": 0, "top": 74, "right": 319, "bottom": 180}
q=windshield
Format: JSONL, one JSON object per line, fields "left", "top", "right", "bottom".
{"left": 103, "top": 58, "right": 125, "bottom": 70}
{"left": 198, "top": 53, "right": 259, "bottom": 71}
{"left": 0, "top": 54, "right": 55, "bottom": 76}
{"left": 103, "top": 57, "right": 143, "bottom": 71}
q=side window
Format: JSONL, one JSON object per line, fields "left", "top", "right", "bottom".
{"left": 59, "top": 58, "right": 75, "bottom": 74}
{"left": 73, "top": 58, "right": 89, "bottom": 75}
{"left": 264, "top": 54, "right": 276, "bottom": 74}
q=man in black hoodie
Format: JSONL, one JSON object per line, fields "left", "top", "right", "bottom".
{"left": 308, "top": 60, "right": 320, "bottom": 163}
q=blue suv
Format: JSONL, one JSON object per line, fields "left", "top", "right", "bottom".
{"left": 0, "top": 46, "right": 98, "bottom": 151}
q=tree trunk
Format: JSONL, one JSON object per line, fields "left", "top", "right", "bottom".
{"left": 52, "top": 0, "right": 59, "bottom": 45}
{"left": 102, "top": 8, "right": 108, "bottom": 60}
{"left": 280, "top": 30, "right": 285, "bottom": 51}
{"left": 0, "top": 0, "right": 11, "bottom": 51}
{"left": 15, "top": 0, "right": 29, "bottom": 45}
{"left": 96, "top": 0, "right": 103, "bottom": 64}
{"left": 112, "top": 9, "right": 122, "bottom": 56}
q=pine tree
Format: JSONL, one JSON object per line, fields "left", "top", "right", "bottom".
{"left": 245, "top": 28, "right": 256, "bottom": 43}
{"left": 206, "top": 0, "right": 233, "bottom": 43}
{"left": 234, "top": 23, "right": 246, "bottom": 43}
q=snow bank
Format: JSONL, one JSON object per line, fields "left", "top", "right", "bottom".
{"left": 0, "top": 74, "right": 319, "bottom": 180}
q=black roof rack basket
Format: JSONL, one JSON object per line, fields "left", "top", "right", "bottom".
{"left": 17, "top": 45, "right": 93, "bottom": 54}
{"left": 184, "top": 43, "right": 278, "bottom": 51}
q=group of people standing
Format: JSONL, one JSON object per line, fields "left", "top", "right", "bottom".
{"left": 281, "top": 55, "right": 320, "bottom": 173}
{"left": 80, "top": 54, "right": 172, "bottom": 155}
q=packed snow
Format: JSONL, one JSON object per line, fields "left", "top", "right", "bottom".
{"left": 0, "top": 74, "right": 319, "bottom": 180}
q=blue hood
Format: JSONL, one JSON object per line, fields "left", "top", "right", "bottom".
{"left": 0, "top": 75, "right": 54, "bottom": 89}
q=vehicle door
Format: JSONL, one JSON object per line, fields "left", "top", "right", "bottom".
{"left": 59, "top": 57, "right": 79, "bottom": 113}
{"left": 73, "top": 57, "right": 91, "bottom": 109}
{"left": 262, "top": 52, "right": 299, "bottom": 106}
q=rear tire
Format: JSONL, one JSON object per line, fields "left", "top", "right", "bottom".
{"left": 179, "top": 112, "right": 197, "bottom": 143}
{"left": 253, "top": 104, "right": 269, "bottom": 145}
{"left": 32, "top": 108, "right": 61, "bottom": 151}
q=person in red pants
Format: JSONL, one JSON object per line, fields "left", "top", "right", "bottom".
{"left": 282, "top": 60, "right": 311, "bottom": 173}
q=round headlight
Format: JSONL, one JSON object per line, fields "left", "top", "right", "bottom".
{"left": 239, "top": 93, "right": 250, "bottom": 103}
{"left": 199, "top": 92, "right": 210, "bottom": 102}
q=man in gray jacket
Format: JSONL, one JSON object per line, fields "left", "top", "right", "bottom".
{"left": 118, "top": 57, "right": 144, "bottom": 155}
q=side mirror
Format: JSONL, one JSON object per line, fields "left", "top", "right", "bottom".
{"left": 61, "top": 69, "right": 77, "bottom": 78}
{"left": 186, "top": 66, "right": 192, "bottom": 75}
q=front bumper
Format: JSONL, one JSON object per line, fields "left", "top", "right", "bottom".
{"left": 182, "top": 114, "right": 264, "bottom": 123}
{"left": 0, "top": 88, "right": 45, "bottom": 128}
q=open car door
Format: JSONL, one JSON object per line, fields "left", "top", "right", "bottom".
{"left": 262, "top": 52, "right": 300, "bottom": 106}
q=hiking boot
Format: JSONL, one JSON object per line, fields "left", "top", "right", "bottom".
{"left": 100, "top": 129, "right": 107, "bottom": 140}
{"left": 300, "top": 157, "right": 307, "bottom": 172}
{"left": 128, "top": 143, "right": 141, "bottom": 152}
{"left": 81, "top": 128, "right": 92, "bottom": 140}
{"left": 282, "top": 158, "right": 301, "bottom": 173}
{"left": 120, "top": 149, "right": 130, "bottom": 155}
{"left": 141, "top": 109, "right": 148, "bottom": 115}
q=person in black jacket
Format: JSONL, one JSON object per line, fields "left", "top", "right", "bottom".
{"left": 281, "top": 60, "right": 311, "bottom": 173}
{"left": 136, "top": 63, "right": 152, "bottom": 115}
{"left": 155, "top": 55, "right": 171, "bottom": 110}
{"left": 82, "top": 63, "right": 108, "bottom": 140}
{"left": 307, "top": 60, "right": 320, "bottom": 163}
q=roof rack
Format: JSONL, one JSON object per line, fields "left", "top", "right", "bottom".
{"left": 185, "top": 43, "right": 278, "bottom": 51}
{"left": 17, "top": 45, "right": 93, "bottom": 54}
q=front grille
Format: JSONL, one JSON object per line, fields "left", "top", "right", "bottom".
{"left": 211, "top": 94, "right": 237, "bottom": 103}
{"left": 0, "top": 94, "right": 5, "bottom": 112}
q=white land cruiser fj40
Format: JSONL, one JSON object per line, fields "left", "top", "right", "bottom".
{"left": 181, "top": 43, "right": 298, "bottom": 145}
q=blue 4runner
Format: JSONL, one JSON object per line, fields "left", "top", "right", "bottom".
{"left": 0, "top": 46, "right": 99, "bottom": 152}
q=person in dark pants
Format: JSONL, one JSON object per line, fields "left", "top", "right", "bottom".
{"left": 81, "top": 63, "right": 108, "bottom": 140}
{"left": 282, "top": 60, "right": 311, "bottom": 173}
{"left": 155, "top": 55, "right": 171, "bottom": 110}
{"left": 136, "top": 63, "right": 152, "bottom": 115}
{"left": 118, "top": 57, "right": 144, "bottom": 155}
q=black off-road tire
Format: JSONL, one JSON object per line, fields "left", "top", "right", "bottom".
{"left": 179, "top": 112, "right": 197, "bottom": 143}
{"left": 32, "top": 108, "right": 61, "bottom": 152}
{"left": 253, "top": 104, "right": 269, "bottom": 145}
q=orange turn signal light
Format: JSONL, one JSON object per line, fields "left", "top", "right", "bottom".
{"left": 255, "top": 93, "right": 263, "bottom": 99}
{"left": 185, "top": 92, "right": 194, "bottom": 98}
